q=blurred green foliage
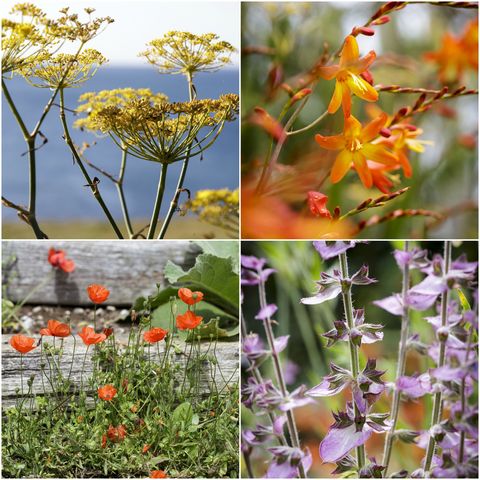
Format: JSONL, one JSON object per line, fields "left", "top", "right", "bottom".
{"left": 242, "top": 2, "right": 478, "bottom": 238}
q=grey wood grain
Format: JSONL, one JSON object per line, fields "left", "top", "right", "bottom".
{"left": 2, "top": 241, "right": 199, "bottom": 306}
{"left": 2, "top": 333, "right": 239, "bottom": 408}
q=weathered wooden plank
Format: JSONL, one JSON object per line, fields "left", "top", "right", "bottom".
{"left": 2, "top": 333, "right": 239, "bottom": 408}
{"left": 2, "top": 241, "right": 199, "bottom": 306}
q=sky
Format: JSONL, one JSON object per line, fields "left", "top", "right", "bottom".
{"left": 2, "top": 0, "right": 240, "bottom": 67}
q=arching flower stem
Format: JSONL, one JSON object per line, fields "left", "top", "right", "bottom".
{"left": 339, "top": 251, "right": 366, "bottom": 471}
{"left": 382, "top": 241, "right": 411, "bottom": 476}
{"left": 59, "top": 88, "right": 124, "bottom": 239}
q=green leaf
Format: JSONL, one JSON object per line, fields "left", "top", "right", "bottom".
{"left": 194, "top": 240, "right": 239, "bottom": 272}
{"left": 164, "top": 253, "right": 239, "bottom": 315}
{"left": 456, "top": 288, "right": 471, "bottom": 312}
{"left": 172, "top": 402, "right": 193, "bottom": 427}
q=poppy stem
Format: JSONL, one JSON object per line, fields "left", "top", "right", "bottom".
{"left": 382, "top": 241, "right": 411, "bottom": 476}
{"left": 80, "top": 345, "right": 90, "bottom": 394}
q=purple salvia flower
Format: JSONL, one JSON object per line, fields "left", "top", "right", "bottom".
{"left": 350, "top": 265, "right": 377, "bottom": 285}
{"left": 307, "top": 363, "right": 352, "bottom": 397}
{"left": 242, "top": 333, "right": 289, "bottom": 366}
{"left": 300, "top": 269, "right": 343, "bottom": 305}
{"left": 241, "top": 255, "right": 276, "bottom": 286}
{"left": 265, "top": 446, "right": 312, "bottom": 478}
{"left": 283, "top": 360, "right": 300, "bottom": 385}
{"left": 373, "top": 294, "right": 404, "bottom": 316}
{"left": 279, "top": 385, "right": 315, "bottom": 412}
{"left": 396, "top": 374, "right": 432, "bottom": 399}
{"left": 393, "top": 247, "right": 429, "bottom": 270}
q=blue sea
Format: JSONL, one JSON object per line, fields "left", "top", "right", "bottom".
{"left": 2, "top": 66, "right": 239, "bottom": 222}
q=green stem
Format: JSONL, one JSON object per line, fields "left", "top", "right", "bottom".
{"left": 382, "top": 241, "right": 410, "bottom": 476}
{"left": 117, "top": 147, "right": 134, "bottom": 238}
{"left": 157, "top": 71, "right": 195, "bottom": 239}
{"left": 458, "top": 325, "right": 473, "bottom": 463}
{"left": 339, "top": 251, "right": 366, "bottom": 471}
{"left": 2, "top": 78, "right": 29, "bottom": 139}
{"left": 59, "top": 89, "right": 124, "bottom": 239}
{"left": 257, "top": 281, "right": 306, "bottom": 478}
{"left": 424, "top": 241, "right": 452, "bottom": 474}
{"left": 146, "top": 163, "right": 169, "bottom": 239}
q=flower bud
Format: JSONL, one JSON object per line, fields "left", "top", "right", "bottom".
{"left": 436, "top": 326, "right": 449, "bottom": 342}
{"left": 372, "top": 15, "right": 390, "bottom": 25}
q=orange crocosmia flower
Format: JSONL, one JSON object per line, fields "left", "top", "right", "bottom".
{"left": 176, "top": 310, "right": 203, "bottom": 330}
{"left": 40, "top": 319, "right": 71, "bottom": 338}
{"left": 178, "top": 287, "right": 204, "bottom": 306}
{"left": 150, "top": 470, "right": 168, "bottom": 479}
{"left": 315, "top": 112, "right": 398, "bottom": 188}
{"left": 307, "top": 191, "right": 332, "bottom": 219}
{"left": 368, "top": 161, "right": 397, "bottom": 193}
{"left": 98, "top": 384, "right": 118, "bottom": 401}
{"left": 107, "top": 424, "right": 127, "bottom": 442}
{"left": 48, "top": 248, "right": 75, "bottom": 273}
{"left": 87, "top": 284, "right": 110, "bottom": 304}
{"left": 143, "top": 327, "right": 168, "bottom": 343}
{"left": 250, "top": 107, "right": 286, "bottom": 142}
{"left": 314, "top": 35, "right": 378, "bottom": 117}
{"left": 78, "top": 326, "right": 107, "bottom": 346}
{"left": 9, "top": 334, "right": 36, "bottom": 354}
{"left": 379, "top": 124, "right": 433, "bottom": 178}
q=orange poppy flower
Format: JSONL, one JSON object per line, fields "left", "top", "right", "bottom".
{"left": 78, "top": 326, "right": 107, "bottom": 346}
{"left": 176, "top": 310, "right": 203, "bottom": 330}
{"left": 315, "top": 112, "right": 398, "bottom": 188}
{"left": 40, "top": 319, "right": 71, "bottom": 338}
{"left": 101, "top": 434, "right": 107, "bottom": 449}
{"left": 150, "top": 470, "right": 168, "bottom": 478}
{"left": 143, "top": 328, "right": 168, "bottom": 343}
{"left": 87, "top": 284, "right": 110, "bottom": 304}
{"left": 142, "top": 444, "right": 151, "bottom": 454}
{"left": 313, "top": 35, "right": 378, "bottom": 117}
{"left": 178, "top": 287, "right": 204, "bottom": 306}
{"left": 98, "top": 384, "right": 117, "bottom": 401}
{"left": 107, "top": 424, "right": 127, "bottom": 442}
{"left": 9, "top": 334, "right": 36, "bottom": 354}
{"left": 48, "top": 248, "right": 75, "bottom": 273}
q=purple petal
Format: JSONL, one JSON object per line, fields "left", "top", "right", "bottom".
{"left": 307, "top": 379, "right": 349, "bottom": 397}
{"left": 430, "top": 365, "right": 466, "bottom": 381}
{"left": 396, "top": 374, "right": 432, "bottom": 398}
{"left": 313, "top": 241, "right": 357, "bottom": 260}
{"left": 241, "top": 255, "right": 266, "bottom": 270}
{"left": 320, "top": 424, "right": 372, "bottom": 463}
{"left": 406, "top": 292, "right": 439, "bottom": 311}
{"left": 301, "top": 284, "right": 342, "bottom": 305}
{"left": 273, "top": 415, "right": 287, "bottom": 436}
{"left": 255, "top": 304, "right": 278, "bottom": 320}
{"left": 373, "top": 294, "right": 404, "bottom": 316}
{"left": 274, "top": 335, "right": 289, "bottom": 354}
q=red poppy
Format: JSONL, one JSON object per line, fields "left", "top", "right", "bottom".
{"left": 107, "top": 424, "right": 127, "bottom": 442}
{"left": 48, "top": 248, "right": 75, "bottom": 273}
{"left": 142, "top": 444, "right": 151, "bottom": 454}
{"left": 143, "top": 328, "right": 168, "bottom": 343}
{"left": 176, "top": 310, "right": 203, "bottom": 330}
{"left": 40, "top": 319, "right": 71, "bottom": 338}
{"left": 101, "top": 434, "right": 107, "bottom": 449}
{"left": 150, "top": 470, "right": 168, "bottom": 478}
{"left": 78, "top": 326, "right": 107, "bottom": 346}
{"left": 178, "top": 287, "right": 204, "bottom": 306}
{"left": 87, "top": 284, "right": 110, "bottom": 304}
{"left": 9, "top": 334, "right": 36, "bottom": 354}
{"left": 103, "top": 327, "right": 114, "bottom": 338}
{"left": 98, "top": 384, "right": 117, "bottom": 401}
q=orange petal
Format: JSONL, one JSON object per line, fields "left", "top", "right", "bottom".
{"left": 341, "top": 82, "right": 352, "bottom": 118}
{"left": 340, "top": 35, "right": 359, "bottom": 67}
{"left": 330, "top": 150, "right": 353, "bottom": 183}
{"left": 397, "top": 149, "right": 413, "bottom": 178}
{"left": 313, "top": 64, "right": 341, "bottom": 80}
{"left": 327, "top": 80, "right": 343, "bottom": 114}
{"left": 361, "top": 113, "right": 388, "bottom": 143}
{"left": 344, "top": 115, "right": 363, "bottom": 137}
{"left": 315, "top": 133, "right": 344, "bottom": 150}
{"left": 362, "top": 143, "right": 398, "bottom": 166}
{"left": 345, "top": 73, "right": 379, "bottom": 102}
{"left": 352, "top": 152, "right": 373, "bottom": 188}
{"left": 350, "top": 51, "right": 377, "bottom": 74}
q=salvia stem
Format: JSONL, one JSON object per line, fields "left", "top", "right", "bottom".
{"left": 257, "top": 280, "right": 306, "bottom": 478}
{"left": 338, "top": 251, "right": 366, "bottom": 471}
{"left": 382, "top": 241, "right": 411, "bottom": 476}
{"left": 423, "top": 241, "right": 452, "bottom": 474}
